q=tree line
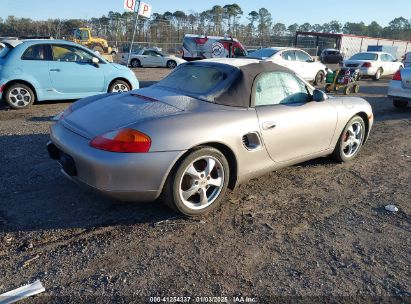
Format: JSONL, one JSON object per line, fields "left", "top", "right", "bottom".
{"left": 1, "top": 4, "right": 411, "bottom": 47}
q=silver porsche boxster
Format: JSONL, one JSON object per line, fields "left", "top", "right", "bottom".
{"left": 47, "top": 58, "right": 374, "bottom": 216}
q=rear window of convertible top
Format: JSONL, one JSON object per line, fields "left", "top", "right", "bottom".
{"left": 157, "top": 65, "right": 226, "bottom": 95}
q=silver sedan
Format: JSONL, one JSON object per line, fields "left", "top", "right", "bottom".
{"left": 48, "top": 58, "right": 374, "bottom": 216}
{"left": 388, "top": 68, "right": 411, "bottom": 108}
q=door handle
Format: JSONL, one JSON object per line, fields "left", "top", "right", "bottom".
{"left": 50, "top": 69, "right": 61, "bottom": 72}
{"left": 262, "top": 121, "right": 276, "bottom": 130}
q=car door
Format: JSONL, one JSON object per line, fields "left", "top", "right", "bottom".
{"left": 380, "top": 54, "right": 391, "bottom": 75}
{"left": 20, "top": 44, "right": 53, "bottom": 97}
{"left": 150, "top": 51, "right": 166, "bottom": 67}
{"left": 294, "top": 50, "right": 316, "bottom": 80}
{"left": 254, "top": 72, "right": 338, "bottom": 163}
{"left": 49, "top": 44, "right": 105, "bottom": 96}
{"left": 386, "top": 53, "right": 400, "bottom": 74}
{"left": 140, "top": 50, "right": 160, "bottom": 66}
{"left": 278, "top": 50, "right": 302, "bottom": 75}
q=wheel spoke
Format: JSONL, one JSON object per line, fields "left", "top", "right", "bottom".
{"left": 347, "top": 126, "right": 355, "bottom": 136}
{"left": 182, "top": 185, "right": 199, "bottom": 201}
{"left": 208, "top": 177, "right": 222, "bottom": 187}
{"left": 205, "top": 158, "right": 216, "bottom": 177}
{"left": 347, "top": 143, "right": 354, "bottom": 155}
{"left": 198, "top": 188, "right": 209, "bottom": 206}
{"left": 353, "top": 138, "right": 361, "bottom": 146}
{"left": 354, "top": 125, "right": 361, "bottom": 136}
{"left": 342, "top": 139, "right": 350, "bottom": 149}
{"left": 185, "top": 164, "right": 201, "bottom": 180}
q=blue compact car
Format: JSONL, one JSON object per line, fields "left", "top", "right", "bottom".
{"left": 0, "top": 39, "right": 139, "bottom": 109}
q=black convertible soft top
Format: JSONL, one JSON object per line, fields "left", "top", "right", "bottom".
{"left": 214, "top": 61, "right": 293, "bottom": 108}
{"left": 154, "top": 59, "right": 295, "bottom": 108}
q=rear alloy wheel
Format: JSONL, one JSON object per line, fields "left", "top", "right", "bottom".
{"left": 109, "top": 80, "right": 130, "bottom": 93}
{"left": 373, "top": 68, "right": 382, "bottom": 80}
{"left": 130, "top": 59, "right": 141, "bottom": 68}
{"left": 344, "top": 86, "right": 352, "bottom": 95}
{"left": 353, "top": 84, "right": 360, "bottom": 93}
{"left": 314, "top": 70, "right": 326, "bottom": 85}
{"left": 393, "top": 100, "right": 409, "bottom": 108}
{"left": 164, "top": 147, "right": 229, "bottom": 216}
{"left": 167, "top": 60, "right": 177, "bottom": 69}
{"left": 332, "top": 116, "right": 365, "bottom": 162}
{"left": 5, "top": 83, "right": 35, "bottom": 109}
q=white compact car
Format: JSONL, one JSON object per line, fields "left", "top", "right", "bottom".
{"left": 342, "top": 52, "right": 403, "bottom": 80}
{"left": 248, "top": 47, "right": 328, "bottom": 85}
{"left": 120, "top": 48, "right": 186, "bottom": 69}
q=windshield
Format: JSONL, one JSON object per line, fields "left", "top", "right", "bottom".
{"left": 0, "top": 43, "right": 11, "bottom": 58}
{"left": 350, "top": 53, "right": 378, "bottom": 61}
{"left": 248, "top": 48, "right": 278, "bottom": 59}
{"left": 157, "top": 65, "right": 226, "bottom": 95}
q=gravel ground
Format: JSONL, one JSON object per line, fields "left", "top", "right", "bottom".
{"left": 0, "top": 69, "right": 410, "bottom": 303}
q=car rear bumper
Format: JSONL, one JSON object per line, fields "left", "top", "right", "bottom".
{"left": 48, "top": 123, "right": 185, "bottom": 202}
{"left": 387, "top": 80, "right": 411, "bottom": 101}
{"left": 358, "top": 67, "right": 378, "bottom": 76}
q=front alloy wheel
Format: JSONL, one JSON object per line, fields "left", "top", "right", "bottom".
{"left": 333, "top": 116, "right": 365, "bottom": 162}
{"left": 164, "top": 147, "right": 229, "bottom": 216}
{"left": 109, "top": 80, "right": 130, "bottom": 93}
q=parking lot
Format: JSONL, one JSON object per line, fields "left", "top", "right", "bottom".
{"left": 0, "top": 69, "right": 410, "bottom": 301}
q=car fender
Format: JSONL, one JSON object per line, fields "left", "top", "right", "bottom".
{"left": 103, "top": 66, "right": 139, "bottom": 91}
{"left": 2, "top": 75, "right": 44, "bottom": 99}
{"left": 328, "top": 97, "right": 373, "bottom": 147}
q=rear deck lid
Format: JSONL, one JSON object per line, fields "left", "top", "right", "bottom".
{"left": 63, "top": 89, "right": 187, "bottom": 139}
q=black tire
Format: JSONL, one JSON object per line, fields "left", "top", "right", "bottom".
{"left": 163, "top": 147, "right": 230, "bottom": 216}
{"left": 373, "top": 68, "right": 382, "bottom": 81}
{"left": 130, "top": 59, "right": 141, "bottom": 68}
{"left": 332, "top": 116, "right": 366, "bottom": 162}
{"left": 4, "top": 83, "right": 35, "bottom": 109}
{"left": 393, "top": 100, "right": 409, "bottom": 108}
{"left": 344, "top": 85, "right": 352, "bottom": 95}
{"left": 325, "top": 84, "right": 333, "bottom": 93}
{"left": 314, "top": 70, "right": 326, "bottom": 85}
{"left": 167, "top": 60, "right": 177, "bottom": 69}
{"left": 353, "top": 84, "right": 360, "bottom": 93}
{"left": 92, "top": 45, "right": 104, "bottom": 54}
{"left": 108, "top": 80, "right": 130, "bottom": 93}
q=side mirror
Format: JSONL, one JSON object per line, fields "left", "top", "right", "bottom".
{"left": 92, "top": 57, "right": 100, "bottom": 67}
{"left": 312, "top": 89, "right": 328, "bottom": 102}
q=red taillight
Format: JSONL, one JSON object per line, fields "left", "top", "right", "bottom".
{"left": 0, "top": 84, "right": 5, "bottom": 93}
{"left": 362, "top": 62, "right": 372, "bottom": 68}
{"left": 90, "top": 128, "right": 151, "bottom": 153}
{"left": 392, "top": 70, "right": 402, "bottom": 81}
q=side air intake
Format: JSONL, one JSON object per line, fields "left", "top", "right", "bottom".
{"left": 242, "top": 132, "right": 262, "bottom": 151}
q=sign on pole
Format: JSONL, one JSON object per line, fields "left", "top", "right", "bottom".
{"left": 124, "top": 0, "right": 152, "bottom": 67}
{"left": 138, "top": 2, "right": 152, "bottom": 18}
{"left": 124, "top": 0, "right": 137, "bottom": 12}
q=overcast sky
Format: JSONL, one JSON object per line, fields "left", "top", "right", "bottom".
{"left": 1, "top": 0, "right": 410, "bottom": 26}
